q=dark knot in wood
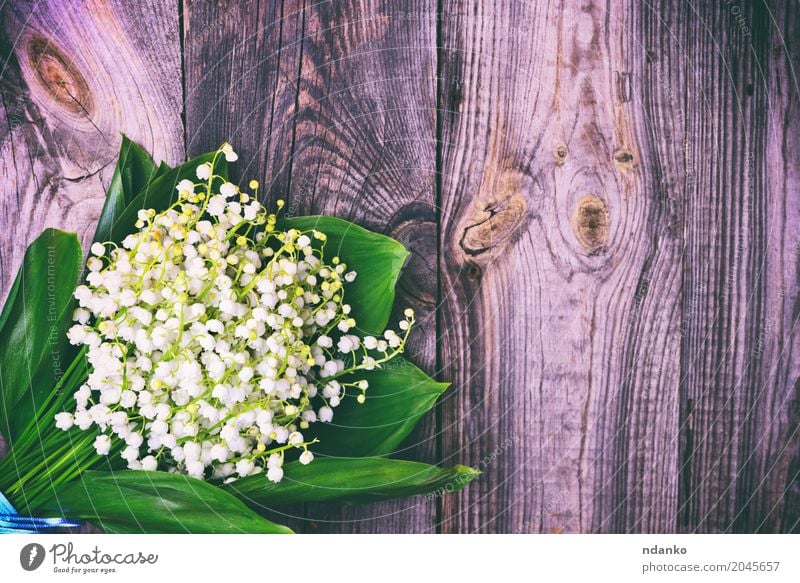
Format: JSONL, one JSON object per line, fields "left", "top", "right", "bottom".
{"left": 459, "top": 191, "right": 528, "bottom": 257}
{"left": 465, "top": 261, "right": 482, "bottom": 281}
{"left": 386, "top": 202, "right": 438, "bottom": 307}
{"left": 553, "top": 143, "right": 569, "bottom": 165}
{"left": 572, "top": 195, "right": 608, "bottom": 254}
{"left": 26, "top": 37, "right": 93, "bottom": 115}
{"left": 613, "top": 148, "right": 635, "bottom": 170}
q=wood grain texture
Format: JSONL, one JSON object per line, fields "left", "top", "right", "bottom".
{"left": 183, "top": 0, "right": 306, "bottom": 531}
{"left": 437, "top": 0, "right": 683, "bottom": 534}
{"left": 0, "top": 0, "right": 184, "bottom": 301}
{"left": 669, "top": 0, "right": 800, "bottom": 533}
{"left": 284, "top": 0, "right": 440, "bottom": 533}
{"left": 183, "top": 0, "right": 304, "bottom": 200}
{"left": 1, "top": 0, "right": 799, "bottom": 534}
{"left": 0, "top": 0, "right": 184, "bottom": 534}
{"left": 768, "top": 0, "right": 800, "bottom": 534}
{"left": 184, "top": 0, "right": 441, "bottom": 533}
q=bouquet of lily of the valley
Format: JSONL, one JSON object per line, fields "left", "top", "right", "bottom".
{"left": 0, "top": 138, "right": 477, "bottom": 534}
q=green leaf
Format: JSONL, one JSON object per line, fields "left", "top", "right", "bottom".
{"left": 152, "top": 161, "right": 173, "bottom": 181}
{"left": 278, "top": 215, "right": 409, "bottom": 334}
{"left": 105, "top": 152, "right": 227, "bottom": 244}
{"left": 40, "top": 470, "right": 293, "bottom": 534}
{"left": 0, "top": 229, "right": 81, "bottom": 441}
{"left": 307, "top": 356, "right": 448, "bottom": 457}
{"left": 0, "top": 254, "right": 22, "bottom": 334}
{"left": 226, "top": 458, "right": 479, "bottom": 506}
{"left": 93, "top": 136, "right": 158, "bottom": 244}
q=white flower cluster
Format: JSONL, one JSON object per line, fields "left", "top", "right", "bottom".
{"left": 56, "top": 144, "right": 414, "bottom": 483}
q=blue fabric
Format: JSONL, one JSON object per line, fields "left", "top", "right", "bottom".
{"left": 0, "top": 490, "right": 80, "bottom": 533}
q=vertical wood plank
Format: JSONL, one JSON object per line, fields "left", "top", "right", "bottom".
{"left": 0, "top": 0, "right": 794, "bottom": 534}
{"left": 438, "top": 0, "right": 684, "bottom": 533}
{"left": 0, "top": 2, "right": 183, "bottom": 531}
{"left": 672, "top": 0, "right": 800, "bottom": 533}
{"left": 286, "top": 0, "right": 440, "bottom": 534}
{"left": 184, "top": 0, "right": 440, "bottom": 533}
{"left": 769, "top": 0, "right": 800, "bottom": 534}
{"left": 0, "top": 0, "right": 184, "bottom": 300}
{"left": 183, "top": 0, "right": 307, "bottom": 531}
{"left": 183, "top": 0, "right": 304, "bottom": 201}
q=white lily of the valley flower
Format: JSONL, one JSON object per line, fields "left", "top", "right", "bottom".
{"left": 56, "top": 144, "right": 415, "bottom": 484}
{"left": 196, "top": 163, "right": 212, "bottom": 180}
{"left": 220, "top": 142, "right": 238, "bottom": 162}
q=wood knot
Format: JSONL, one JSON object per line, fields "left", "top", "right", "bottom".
{"left": 26, "top": 37, "right": 92, "bottom": 115}
{"left": 572, "top": 195, "right": 608, "bottom": 254}
{"left": 465, "top": 261, "right": 482, "bottom": 281}
{"left": 386, "top": 202, "right": 437, "bottom": 307}
{"left": 613, "top": 148, "right": 635, "bottom": 172}
{"left": 459, "top": 187, "right": 528, "bottom": 257}
{"left": 552, "top": 144, "right": 569, "bottom": 165}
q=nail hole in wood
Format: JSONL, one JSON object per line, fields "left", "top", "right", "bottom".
{"left": 613, "top": 149, "right": 634, "bottom": 165}
{"left": 466, "top": 262, "right": 482, "bottom": 281}
{"left": 553, "top": 144, "right": 569, "bottom": 165}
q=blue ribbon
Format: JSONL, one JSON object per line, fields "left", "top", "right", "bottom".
{"left": 0, "top": 490, "right": 80, "bottom": 534}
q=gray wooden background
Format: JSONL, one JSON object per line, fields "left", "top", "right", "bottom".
{"left": 1, "top": 0, "right": 799, "bottom": 533}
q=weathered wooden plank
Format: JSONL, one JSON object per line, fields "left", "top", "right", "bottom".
{"left": 183, "top": 0, "right": 307, "bottom": 532}
{"left": 184, "top": 0, "right": 440, "bottom": 533}
{"left": 0, "top": 0, "right": 184, "bottom": 533}
{"left": 672, "top": 0, "right": 800, "bottom": 533}
{"left": 285, "top": 0, "right": 440, "bottom": 534}
{"left": 437, "top": 0, "right": 684, "bottom": 533}
{"left": 0, "top": 0, "right": 184, "bottom": 301}
{"left": 769, "top": 0, "right": 800, "bottom": 534}
{"left": 0, "top": 0, "right": 795, "bottom": 535}
{"left": 183, "top": 0, "right": 303, "bottom": 201}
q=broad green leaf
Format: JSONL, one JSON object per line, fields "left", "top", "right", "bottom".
{"left": 105, "top": 152, "right": 227, "bottom": 243}
{"left": 152, "top": 161, "right": 173, "bottom": 181}
{"left": 0, "top": 358, "right": 130, "bottom": 517}
{"left": 0, "top": 254, "right": 22, "bottom": 334}
{"left": 0, "top": 229, "right": 81, "bottom": 441}
{"left": 40, "top": 470, "right": 293, "bottom": 534}
{"left": 307, "top": 356, "right": 448, "bottom": 457}
{"left": 93, "top": 136, "right": 157, "bottom": 244}
{"left": 226, "top": 458, "right": 479, "bottom": 506}
{"left": 278, "top": 215, "right": 409, "bottom": 334}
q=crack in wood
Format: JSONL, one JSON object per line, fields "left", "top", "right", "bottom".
{"left": 458, "top": 176, "right": 529, "bottom": 258}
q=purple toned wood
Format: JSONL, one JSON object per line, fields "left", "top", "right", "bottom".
{"left": 666, "top": 0, "right": 800, "bottom": 533}
{"left": 0, "top": 0, "right": 185, "bottom": 533}
{"left": 183, "top": 0, "right": 307, "bottom": 531}
{"left": 281, "top": 0, "right": 441, "bottom": 534}
{"left": 1, "top": 0, "right": 798, "bottom": 534}
{"left": 437, "top": 0, "right": 683, "bottom": 533}
{"left": 767, "top": 1, "right": 800, "bottom": 534}
{"left": 0, "top": 0, "right": 184, "bottom": 302}
{"left": 184, "top": 0, "right": 441, "bottom": 533}
{"left": 437, "top": 0, "right": 800, "bottom": 533}
{"left": 183, "top": 0, "right": 303, "bottom": 203}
